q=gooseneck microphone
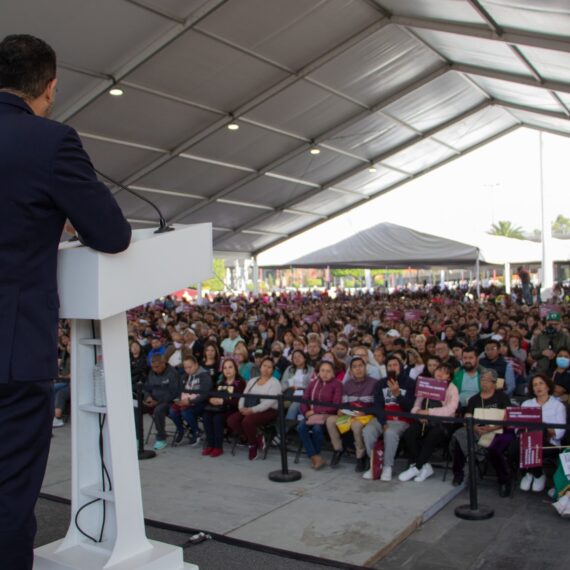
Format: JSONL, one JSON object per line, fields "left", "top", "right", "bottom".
{"left": 94, "top": 168, "right": 175, "bottom": 234}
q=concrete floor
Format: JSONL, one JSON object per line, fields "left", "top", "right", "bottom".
{"left": 42, "top": 419, "right": 461, "bottom": 567}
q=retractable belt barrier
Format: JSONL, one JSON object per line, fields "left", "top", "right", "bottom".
{"left": 178, "top": 388, "right": 569, "bottom": 520}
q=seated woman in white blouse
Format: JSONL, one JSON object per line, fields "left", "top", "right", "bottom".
{"left": 519, "top": 373, "right": 567, "bottom": 493}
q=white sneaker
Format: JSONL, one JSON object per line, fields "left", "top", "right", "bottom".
{"left": 414, "top": 463, "right": 434, "bottom": 482}
{"left": 52, "top": 417, "right": 64, "bottom": 428}
{"left": 519, "top": 473, "right": 533, "bottom": 492}
{"left": 398, "top": 464, "right": 419, "bottom": 482}
{"left": 362, "top": 469, "right": 372, "bottom": 480}
{"left": 380, "top": 466, "right": 392, "bottom": 481}
{"left": 553, "top": 495, "right": 570, "bottom": 517}
{"left": 531, "top": 474, "right": 546, "bottom": 492}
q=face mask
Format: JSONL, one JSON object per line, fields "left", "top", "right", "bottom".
{"left": 271, "top": 350, "right": 281, "bottom": 358}
{"left": 174, "top": 342, "right": 182, "bottom": 349}
{"left": 556, "top": 357, "right": 570, "bottom": 369}
{"left": 545, "top": 326, "right": 556, "bottom": 335}
{"left": 138, "top": 338, "right": 148, "bottom": 347}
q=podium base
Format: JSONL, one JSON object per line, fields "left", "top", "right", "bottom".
{"left": 454, "top": 504, "right": 494, "bottom": 520}
{"left": 268, "top": 470, "right": 302, "bottom": 483}
{"left": 34, "top": 538, "right": 197, "bottom": 569}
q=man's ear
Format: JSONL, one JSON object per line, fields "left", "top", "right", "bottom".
{"left": 46, "top": 78, "right": 58, "bottom": 103}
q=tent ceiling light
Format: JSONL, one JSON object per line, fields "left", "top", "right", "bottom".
{"left": 309, "top": 146, "right": 320, "bottom": 155}
{"left": 109, "top": 88, "right": 124, "bottom": 96}
{"left": 227, "top": 122, "right": 239, "bottom": 131}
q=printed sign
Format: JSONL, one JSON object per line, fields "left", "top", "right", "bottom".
{"left": 415, "top": 376, "right": 447, "bottom": 401}
{"left": 506, "top": 407, "right": 542, "bottom": 424}
{"left": 384, "top": 309, "right": 402, "bottom": 321}
{"left": 539, "top": 304, "right": 560, "bottom": 319}
{"left": 520, "top": 431, "right": 543, "bottom": 469}
{"left": 404, "top": 309, "right": 422, "bottom": 321}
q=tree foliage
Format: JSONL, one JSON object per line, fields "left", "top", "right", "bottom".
{"left": 487, "top": 220, "right": 525, "bottom": 239}
{"left": 552, "top": 214, "right": 570, "bottom": 235}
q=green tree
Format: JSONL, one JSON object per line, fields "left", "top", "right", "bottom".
{"left": 201, "top": 258, "right": 226, "bottom": 291}
{"left": 552, "top": 214, "right": 570, "bottom": 235}
{"left": 488, "top": 220, "right": 525, "bottom": 239}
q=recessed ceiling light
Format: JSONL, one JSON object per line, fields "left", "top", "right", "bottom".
{"left": 368, "top": 166, "right": 377, "bottom": 173}
{"left": 227, "top": 122, "right": 240, "bottom": 131}
{"left": 109, "top": 88, "right": 124, "bottom": 96}
{"left": 309, "top": 146, "right": 320, "bottom": 155}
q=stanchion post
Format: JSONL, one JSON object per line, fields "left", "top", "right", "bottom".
{"left": 136, "top": 380, "right": 156, "bottom": 460}
{"left": 455, "top": 416, "right": 493, "bottom": 520}
{"left": 268, "top": 394, "right": 302, "bottom": 483}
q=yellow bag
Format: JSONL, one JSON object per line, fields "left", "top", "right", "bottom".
{"left": 336, "top": 414, "right": 374, "bottom": 434}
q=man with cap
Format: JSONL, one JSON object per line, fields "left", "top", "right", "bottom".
{"left": 531, "top": 312, "right": 570, "bottom": 375}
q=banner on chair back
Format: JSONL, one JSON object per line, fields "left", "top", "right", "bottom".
{"left": 506, "top": 407, "right": 542, "bottom": 424}
{"left": 520, "top": 431, "right": 543, "bottom": 469}
{"left": 415, "top": 376, "right": 447, "bottom": 401}
{"left": 372, "top": 439, "right": 384, "bottom": 480}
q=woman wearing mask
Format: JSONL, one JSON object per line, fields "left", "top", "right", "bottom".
{"left": 553, "top": 348, "right": 570, "bottom": 402}
{"left": 297, "top": 361, "right": 343, "bottom": 470}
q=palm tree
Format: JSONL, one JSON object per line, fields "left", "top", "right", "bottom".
{"left": 487, "top": 220, "right": 525, "bottom": 239}
{"left": 552, "top": 214, "right": 570, "bottom": 235}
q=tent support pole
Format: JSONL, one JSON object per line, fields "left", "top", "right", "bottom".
{"left": 475, "top": 253, "right": 481, "bottom": 298}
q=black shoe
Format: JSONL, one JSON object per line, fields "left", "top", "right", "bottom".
{"left": 330, "top": 450, "right": 343, "bottom": 467}
{"left": 355, "top": 457, "right": 367, "bottom": 473}
{"left": 174, "top": 431, "right": 184, "bottom": 444}
{"left": 188, "top": 432, "right": 201, "bottom": 446}
{"left": 498, "top": 482, "right": 512, "bottom": 498}
{"left": 452, "top": 472, "right": 464, "bottom": 486}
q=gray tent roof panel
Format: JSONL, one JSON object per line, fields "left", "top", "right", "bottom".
{"left": 81, "top": 137, "right": 164, "bottom": 181}
{"left": 189, "top": 123, "right": 301, "bottom": 172}
{"left": 286, "top": 189, "right": 364, "bottom": 218}
{"left": 244, "top": 80, "right": 365, "bottom": 140}
{"left": 378, "top": 0, "right": 483, "bottom": 23}
{"left": 224, "top": 176, "right": 314, "bottom": 210}
{"left": 322, "top": 114, "right": 416, "bottom": 161}
{"left": 308, "top": 26, "right": 443, "bottom": 107}
{"left": 127, "top": 30, "right": 291, "bottom": 111}
{"left": 266, "top": 222, "right": 480, "bottom": 269}
{"left": 271, "top": 150, "right": 364, "bottom": 186}
{"left": 5, "top": 0, "right": 569, "bottom": 251}
{"left": 135, "top": 157, "right": 247, "bottom": 199}
{"left": 69, "top": 88, "right": 221, "bottom": 151}
{"left": 196, "top": 0, "right": 381, "bottom": 71}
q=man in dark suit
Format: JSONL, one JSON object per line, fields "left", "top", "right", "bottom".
{"left": 0, "top": 34, "right": 131, "bottom": 569}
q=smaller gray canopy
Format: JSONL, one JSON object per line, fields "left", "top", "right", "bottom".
{"left": 264, "top": 222, "right": 480, "bottom": 269}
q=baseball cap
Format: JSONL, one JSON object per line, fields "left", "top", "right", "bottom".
{"left": 546, "top": 312, "right": 561, "bottom": 322}
{"left": 386, "top": 329, "right": 400, "bottom": 338}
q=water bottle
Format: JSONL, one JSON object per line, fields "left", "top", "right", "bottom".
{"left": 93, "top": 355, "right": 106, "bottom": 407}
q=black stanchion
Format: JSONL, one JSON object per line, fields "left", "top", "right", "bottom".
{"left": 455, "top": 416, "right": 493, "bottom": 521}
{"left": 268, "top": 395, "right": 302, "bottom": 483}
{"left": 136, "top": 381, "right": 156, "bottom": 460}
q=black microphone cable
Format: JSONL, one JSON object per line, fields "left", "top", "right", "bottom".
{"left": 94, "top": 168, "right": 175, "bottom": 234}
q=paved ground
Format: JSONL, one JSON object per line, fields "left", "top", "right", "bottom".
{"left": 373, "top": 478, "right": 568, "bottom": 570}
{"left": 42, "top": 420, "right": 459, "bottom": 566}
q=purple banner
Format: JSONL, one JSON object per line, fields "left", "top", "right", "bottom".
{"left": 415, "top": 376, "right": 447, "bottom": 401}
{"left": 539, "top": 304, "right": 560, "bottom": 319}
{"left": 520, "top": 430, "right": 543, "bottom": 469}
{"left": 404, "top": 309, "right": 422, "bottom": 321}
{"left": 506, "top": 407, "right": 542, "bottom": 424}
{"left": 384, "top": 309, "right": 402, "bottom": 321}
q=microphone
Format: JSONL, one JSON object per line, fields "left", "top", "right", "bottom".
{"left": 94, "top": 168, "right": 174, "bottom": 234}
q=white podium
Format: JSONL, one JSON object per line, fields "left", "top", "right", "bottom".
{"left": 34, "top": 224, "right": 213, "bottom": 570}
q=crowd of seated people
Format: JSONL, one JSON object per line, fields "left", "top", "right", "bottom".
{"left": 55, "top": 285, "right": 569, "bottom": 509}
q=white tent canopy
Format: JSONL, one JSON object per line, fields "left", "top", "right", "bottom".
{"left": 260, "top": 222, "right": 570, "bottom": 269}
{"left": 3, "top": 1, "right": 570, "bottom": 255}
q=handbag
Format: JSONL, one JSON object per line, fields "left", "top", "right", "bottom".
{"left": 243, "top": 378, "right": 261, "bottom": 409}
{"left": 306, "top": 413, "right": 328, "bottom": 425}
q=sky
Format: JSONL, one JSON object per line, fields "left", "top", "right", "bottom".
{"left": 258, "top": 128, "right": 570, "bottom": 266}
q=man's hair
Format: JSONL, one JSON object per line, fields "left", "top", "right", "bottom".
{"left": 0, "top": 35, "right": 56, "bottom": 98}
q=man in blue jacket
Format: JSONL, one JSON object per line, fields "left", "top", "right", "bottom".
{"left": 362, "top": 355, "right": 416, "bottom": 481}
{"left": 0, "top": 34, "right": 131, "bottom": 569}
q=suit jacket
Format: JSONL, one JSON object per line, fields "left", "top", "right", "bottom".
{"left": 0, "top": 92, "right": 131, "bottom": 383}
